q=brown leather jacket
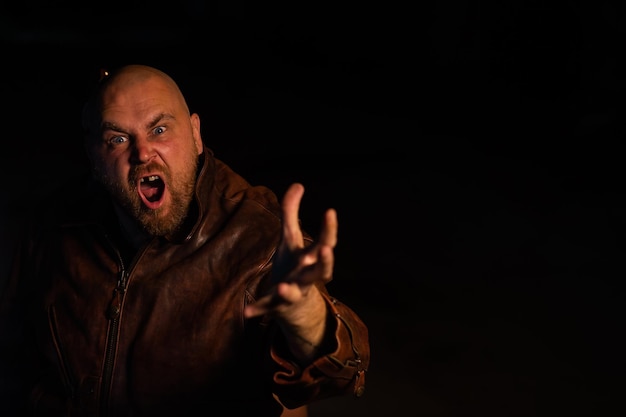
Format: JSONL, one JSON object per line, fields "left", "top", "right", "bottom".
{"left": 0, "top": 147, "right": 369, "bottom": 417}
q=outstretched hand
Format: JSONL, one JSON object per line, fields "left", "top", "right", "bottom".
{"left": 244, "top": 183, "right": 337, "bottom": 359}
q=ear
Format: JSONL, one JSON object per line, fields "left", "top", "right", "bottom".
{"left": 190, "top": 113, "right": 203, "bottom": 155}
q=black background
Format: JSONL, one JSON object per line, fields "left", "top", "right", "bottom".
{"left": 2, "top": 2, "right": 625, "bottom": 416}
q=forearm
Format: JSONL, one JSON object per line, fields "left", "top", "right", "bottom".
{"left": 278, "top": 288, "right": 329, "bottom": 364}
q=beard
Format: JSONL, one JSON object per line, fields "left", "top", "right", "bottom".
{"left": 94, "top": 155, "right": 199, "bottom": 237}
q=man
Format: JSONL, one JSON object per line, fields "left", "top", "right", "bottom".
{"left": 0, "top": 64, "right": 369, "bottom": 416}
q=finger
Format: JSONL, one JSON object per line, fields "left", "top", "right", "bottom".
{"left": 318, "top": 244, "right": 335, "bottom": 281}
{"left": 281, "top": 183, "right": 305, "bottom": 250}
{"left": 243, "top": 283, "right": 301, "bottom": 318}
{"left": 294, "top": 244, "right": 335, "bottom": 285}
{"left": 243, "top": 294, "right": 274, "bottom": 318}
{"left": 318, "top": 208, "right": 338, "bottom": 248}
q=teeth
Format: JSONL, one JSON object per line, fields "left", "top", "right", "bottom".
{"left": 140, "top": 175, "right": 160, "bottom": 183}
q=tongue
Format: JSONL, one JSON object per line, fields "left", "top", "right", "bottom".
{"left": 140, "top": 182, "right": 160, "bottom": 202}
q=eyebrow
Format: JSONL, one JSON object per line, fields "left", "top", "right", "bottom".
{"left": 147, "top": 113, "right": 175, "bottom": 129}
{"left": 101, "top": 121, "right": 125, "bottom": 133}
{"left": 100, "top": 113, "right": 175, "bottom": 133}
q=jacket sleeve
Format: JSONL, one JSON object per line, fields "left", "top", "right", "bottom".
{"left": 267, "top": 291, "right": 370, "bottom": 409}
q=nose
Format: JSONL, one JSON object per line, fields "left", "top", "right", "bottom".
{"left": 131, "top": 135, "right": 156, "bottom": 164}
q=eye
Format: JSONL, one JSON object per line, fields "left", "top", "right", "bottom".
{"left": 153, "top": 126, "right": 166, "bottom": 135}
{"left": 108, "top": 136, "right": 128, "bottom": 145}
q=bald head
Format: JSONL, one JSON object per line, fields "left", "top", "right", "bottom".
{"left": 81, "top": 65, "right": 190, "bottom": 140}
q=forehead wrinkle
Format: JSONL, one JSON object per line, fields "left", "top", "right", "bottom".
{"left": 100, "top": 112, "right": 175, "bottom": 135}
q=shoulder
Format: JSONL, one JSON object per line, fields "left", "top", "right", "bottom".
{"left": 198, "top": 151, "right": 283, "bottom": 220}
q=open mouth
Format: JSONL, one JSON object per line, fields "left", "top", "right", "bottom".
{"left": 139, "top": 175, "right": 165, "bottom": 208}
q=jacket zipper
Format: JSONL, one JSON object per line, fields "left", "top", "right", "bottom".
{"left": 100, "top": 263, "right": 126, "bottom": 416}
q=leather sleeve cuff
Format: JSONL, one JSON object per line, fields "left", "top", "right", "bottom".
{"left": 268, "top": 293, "right": 370, "bottom": 407}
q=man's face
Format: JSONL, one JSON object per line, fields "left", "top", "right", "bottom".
{"left": 87, "top": 73, "right": 203, "bottom": 236}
